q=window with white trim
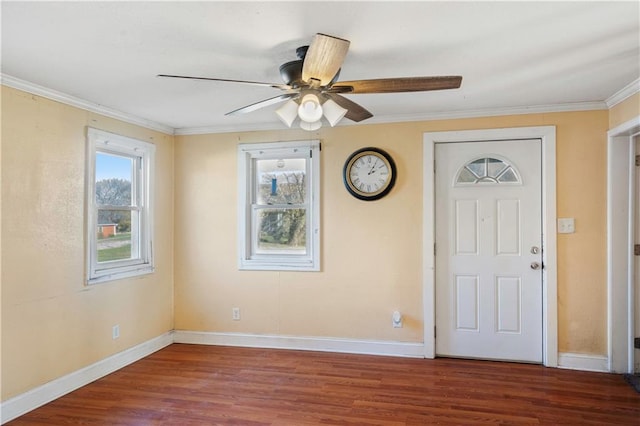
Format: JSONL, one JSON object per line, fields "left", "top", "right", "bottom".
{"left": 238, "top": 140, "right": 320, "bottom": 271}
{"left": 86, "top": 128, "right": 155, "bottom": 284}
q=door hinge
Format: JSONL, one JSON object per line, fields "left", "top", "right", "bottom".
{"left": 434, "top": 243, "right": 436, "bottom": 255}
{"left": 635, "top": 244, "right": 640, "bottom": 256}
{"left": 434, "top": 326, "right": 437, "bottom": 339}
{"left": 635, "top": 155, "right": 640, "bottom": 167}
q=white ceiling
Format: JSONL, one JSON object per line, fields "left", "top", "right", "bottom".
{"left": 2, "top": 1, "right": 639, "bottom": 134}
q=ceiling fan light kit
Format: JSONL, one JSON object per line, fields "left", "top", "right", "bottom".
{"left": 299, "top": 120, "right": 322, "bottom": 131}
{"left": 159, "top": 33, "right": 462, "bottom": 131}
{"left": 275, "top": 100, "right": 299, "bottom": 127}
{"left": 322, "top": 99, "right": 348, "bottom": 127}
{"left": 298, "top": 94, "right": 323, "bottom": 122}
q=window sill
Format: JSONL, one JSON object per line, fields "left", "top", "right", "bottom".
{"left": 88, "top": 265, "right": 155, "bottom": 285}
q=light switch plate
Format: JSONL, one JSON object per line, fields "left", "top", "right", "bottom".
{"left": 558, "top": 218, "right": 575, "bottom": 234}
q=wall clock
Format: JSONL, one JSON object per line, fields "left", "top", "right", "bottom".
{"left": 343, "top": 147, "right": 397, "bottom": 201}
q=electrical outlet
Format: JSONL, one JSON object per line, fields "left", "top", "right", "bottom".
{"left": 232, "top": 307, "right": 241, "bottom": 321}
{"left": 112, "top": 324, "right": 120, "bottom": 340}
{"left": 392, "top": 311, "right": 403, "bottom": 328}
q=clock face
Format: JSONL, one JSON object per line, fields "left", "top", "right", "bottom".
{"left": 343, "top": 147, "right": 397, "bottom": 201}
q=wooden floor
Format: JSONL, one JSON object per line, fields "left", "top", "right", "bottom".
{"left": 8, "top": 344, "right": 640, "bottom": 425}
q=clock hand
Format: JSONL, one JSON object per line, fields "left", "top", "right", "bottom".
{"left": 368, "top": 159, "right": 379, "bottom": 175}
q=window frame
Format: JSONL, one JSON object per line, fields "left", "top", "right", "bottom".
{"left": 238, "top": 140, "right": 320, "bottom": 271}
{"left": 86, "top": 127, "right": 155, "bottom": 284}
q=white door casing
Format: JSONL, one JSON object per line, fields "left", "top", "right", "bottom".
{"left": 423, "top": 126, "right": 557, "bottom": 367}
{"left": 607, "top": 116, "right": 640, "bottom": 374}
{"left": 435, "top": 140, "right": 542, "bottom": 362}
{"left": 635, "top": 135, "right": 640, "bottom": 373}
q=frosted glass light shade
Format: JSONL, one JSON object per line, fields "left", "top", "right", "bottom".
{"left": 298, "top": 94, "right": 323, "bottom": 123}
{"left": 299, "top": 120, "right": 322, "bottom": 131}
{"left": 322, "top": 99, "right": 348, "bottom": 127}
{"left": 275, "top": 100, "right": 298, "bottom": 128}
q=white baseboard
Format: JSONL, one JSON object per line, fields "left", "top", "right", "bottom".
{"left": 557, "top": 352, "right": 609, "bottom": 373}
{"left": 173, "top": 330, "right": 425, "bottom": 359}
{"left": 1, "top": 331, "right": 173, "bottom": 424}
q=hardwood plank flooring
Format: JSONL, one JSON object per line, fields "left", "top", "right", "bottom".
{"left": 7, "top": 344, "right": 640, "bottom": 425}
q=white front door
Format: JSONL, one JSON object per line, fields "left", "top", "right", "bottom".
{"left": 435, "top": 139, "right": 543, "bottom": 362}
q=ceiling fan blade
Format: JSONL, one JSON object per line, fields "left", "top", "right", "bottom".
{"left": 225, "top": 93, "right": 299, "bottom": 116}
{"left": 323, "top": 93, "right": 373, "bottom": 122}
{"left": 157, "top": 74, "right": 292, "bottom": 90}
{"left": 302, "top": 34, "right": 350, "bottom": 87}
{"left": 331, "top": 76, "right": 462, "bottom": 94}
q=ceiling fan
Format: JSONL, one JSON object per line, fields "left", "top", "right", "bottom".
{"left": 158, "top": 33, "right": 462, "bottom": 130}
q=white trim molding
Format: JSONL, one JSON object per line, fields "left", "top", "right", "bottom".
{"left": 0, "top": 332, "right": 173, "bottom": 424}
{"left": 1, "top": 73, "right": 613, "bottom": 137}
{"left": 606, "top": 78, "right": 640, "bottom": 109}
{"left": 423, "top": 126, "right": 558, "bottom": 366}
{"left": 607, "top": 115, "right": 640, "bottom": 374}
{"left": 1, "top": 74, "right": 174, "bottom": 135}
{"left": 173, "top": 331, "right": 424, "bottom": 359}
{"left": 558, "top": 352, "right": 609, "bottom": 373}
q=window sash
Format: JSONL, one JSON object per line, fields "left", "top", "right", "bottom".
{"left": 238, "top": 140, "right": 320, "bottom": 271}
{"left": 250, "top": 204, "right": 310, "bottom": 258}
{"left": 87, "top": 128, "right": 154, "bottom": 284}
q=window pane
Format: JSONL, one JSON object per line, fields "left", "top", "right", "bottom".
{"left": 96, "top": 152, "right": 133, "bottom": 206}
{"left": 97, "top": 209, "right": 139, "bottom": 262}
{"left": 498, "top": 168, "right": 518, "bottom": 183}
{"left": 457, "top": 168, "right": 476, "bottom": 183}
{"left": 467, "top": 159, "right": 486, "bottom": 177}
{"left": 487, "top": 158, "right": 508, "bottom": 177}
{"left": 255, "top": 208, "right": 306, "bottom": 254}
{"left": 255, "top": 158, "right": 306, "bottom": 205}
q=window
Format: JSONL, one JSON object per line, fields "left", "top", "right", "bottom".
{"left": 238, "top": 140, "right": 320, "bottom": 271}
{"left": 86, "top": 128, "right": 155, "bottom": 284}
{"left": 455, "top": 156, "right": 521, "bottom": 185}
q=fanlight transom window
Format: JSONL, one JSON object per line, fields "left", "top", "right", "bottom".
{"left": 455, "top": 156, "right": 521, "bottom": 185}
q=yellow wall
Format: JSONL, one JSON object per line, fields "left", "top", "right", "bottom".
{"left": 1, "top": 81, "right": 618, "bottom": 403}
{"left": 609, "top": 93, "right": 640, "bottom": 129}
{"left": 1, "top": 86, "right": 175, "bottom": 400}
{"left": 174, "top": 110, "right": 609, "bottom": 355}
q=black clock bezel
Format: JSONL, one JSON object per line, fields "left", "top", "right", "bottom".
{"left": 343, "top": 147, "right": 397, "bottom": 201}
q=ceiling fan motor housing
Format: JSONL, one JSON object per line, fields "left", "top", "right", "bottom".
{"left": 279, "top": 45, "right": 341, "bottom": 87}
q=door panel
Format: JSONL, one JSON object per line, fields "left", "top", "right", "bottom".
{"left": 455, "top": 275, "right": 479, "bottom": 331}
{"left": 435, "top": 139, "right": 542, "bottom": 362}
{"left": 455, "top": 200, "right": 478, "bottom": 254}
{"left": 497, "top": 200, "right": 520, "bottom": 255}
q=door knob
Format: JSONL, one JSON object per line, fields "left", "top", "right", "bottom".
{"left": 530, "top": 246, "right": 540, "bottom": 254}
{"left": 530, "top": 262, "right": 542, "bottom": 270}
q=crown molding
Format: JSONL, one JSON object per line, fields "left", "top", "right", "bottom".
{"left": 1, "top": 74, "right": 175, "bottom": 135}
{"left": 606, "top": 78, "right": 640, "bottom": 108}
{"left": 175, "top": 101, "right": 607, "bottom": 135}
{"left": 174, "top": 121, "right": 286, "bottom": 136}
{"left": 2, "top": 73, "right": 612, "bottom": 137}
